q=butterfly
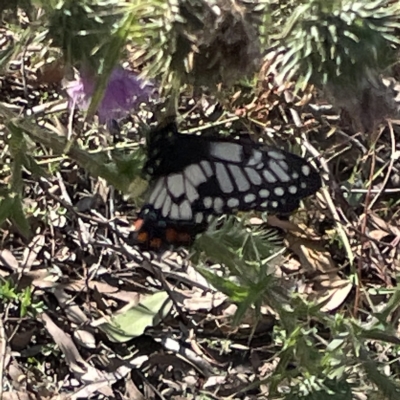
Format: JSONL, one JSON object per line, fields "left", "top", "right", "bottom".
{"left": 131, "top": 122, "right": 321, "bottom": 249}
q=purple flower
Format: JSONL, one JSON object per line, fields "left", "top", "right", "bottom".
{"left": 65, "top": 66, "right": 153, "bottom": 124}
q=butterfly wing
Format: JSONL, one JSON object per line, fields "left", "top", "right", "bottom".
{"left": 133, "top": 124, "right": 321, "bottom": 248}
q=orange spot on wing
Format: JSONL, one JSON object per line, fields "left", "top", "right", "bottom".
{"left": 177, "top": 232, "right": 192, "bottom": 244}
{"left": 149, "top": 238, "right": 162, "bottom": 248}
{"left": 165, "top": 228, "right": 178, "bottom": 243}
{"left": 137, "top": 231, "right": 149, "bottom": 243}
{"left": 134, "top": 219, "right": 144, "bottom": 230}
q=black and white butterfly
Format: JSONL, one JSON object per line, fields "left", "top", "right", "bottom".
{"left": 132, "top": 122, "right": 321, "bottom": 248}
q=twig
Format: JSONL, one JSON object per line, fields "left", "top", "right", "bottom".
{"left": 367, "top": 120, "right": 397, "bottom": 210}
{"left": 301, "top": 134, "right": 355, "bottom": 267}
{"left": 0, "top": 316, "right": 6, "bottom": 400}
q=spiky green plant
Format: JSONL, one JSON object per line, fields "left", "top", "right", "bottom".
{"left": 140, "top": 0, "right": 266, "bottom": 91}
{"left": 278, "top": 0, "right": 400, "bottom": 90}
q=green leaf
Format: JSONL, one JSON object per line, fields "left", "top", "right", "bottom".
{"left": 98, "top": 291, "right": 173, "bottom": 343}
{"left": 197, "top": 267, "right": 249, "bottom": 303}
{"left": 360, "top": 349, "right": 400, "bottom": 400}
{"left": 11, "top": 195, "right": 32, "bottom": 239}
{"left": 0, "top": 196, "right": 15, "bottom": 227}
{"left": 20, "top": 287, "right": 32, "bottom": 317}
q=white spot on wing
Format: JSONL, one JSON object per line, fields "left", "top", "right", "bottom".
{"left": 259, "top": 189, "right": 270, "bottom": 198}
{"left": 244, "top": 193, "right": 256, "bottom": 203}
{"left": 274, "top": 187, "right": 285, "bottom": 196}
{"left": 170, "top": 203, "right": 180, "bottom": 219}
{"left": 292, "top": 171, "right": 299, "bottom": 179}
{"left": 184, "top": 164, "right": 207, "bottom": 186}
{"left": 289, "top": 185, "right": 297, "bottom": 194}
{"left": 154, "top": 187, "right": 167, "bottom": 209}
{"left": 203, "top": 196, "right": 213, "bottom": 208}
{"left": 185, "top": 180, "right": 199, "bottom": 203}
{"left": 210, "top": 142, "right": 242, "bottom": 162}
{"left": 216, "top": 162, "right": 234, "bottom": 193}
{"left": 167, "top": 173, "right": 185, "bottom": 198}
{"left": 228, "top": 165, "right": 250, "bottom": 191}
{"left": 301, "top": 182, "right": 307, "bottom": 189}
{"left": 268, "top": 150, "right": 286, "bottom": 160}
{"left": 195, "top": 213, "right": 204, "bottom": 223}
{"left": 262, "top": 169, "right": 277, "bottom": 183}
{"left": 278, "top": 160, "right": 289, "bottom": 171}
{"left": 161, "top": 195, "right": 172, "bottom": 217}
{"left": 302, "top": 165, "right": 311, "bottom": 176}
{"left": 245, "top": 167, "right": 262, "bottom": 185}
{"left": 200, "top": 160, "right": 213, "bottom": 178}
{"left": 246, "top": 150, "right": 263, "bottom": 166}
{"left": 213, "top": 197, "right": 224, "bottom": 213}
{"left": 271, "top": 201, "right": 279, "bottom": 208}
{"left": 179, "top": 200, "right": 192, "bottom": 220}
{"left": 227, "top": 198, "right": 239, "bottom": 208}
{"left": 261, "top": 201, "right": 269, "bottom": 208}
{"left": 268, "top": 161, "right": 290, "bottom": 182}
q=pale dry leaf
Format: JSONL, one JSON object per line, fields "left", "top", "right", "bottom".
{"left": 316, "top": 279, "right": 353, "bottom": 312}
{"left": 369, "top": 229, "right": 390, "bottom": 241}
{"left": 70, "top": 365, "right": 132, "bottom": 400}
{"left": 125, "top": 377, "right": 146, "bottom": 400}
{"left": 90, "top": 281, "right": 140, "bottom": 304}
{"left": 49, "top": 209, "right": 67, "bottom": 228}
{"left": 61, "top": 280, "right": 140, "bottom": 304}
{"left": 286, "top": 232, "right": 352, "bottom": 311}
{"left": 7, "top": 361, "right": 26, "bottom": 390}
{"left": 182, "top": 290, "right": 227, "bottom": 312}
{"left": 96, "top": 177, "right": 110, "bottom": 204}
{"left": 31, "top": 269, "right": 61, "bottom": 289}
{"left": 280, "top": 257, "right": 301, "bottom": 273}
{"left": 0, "top": 249, "right": 20, "bottom": 272}
{"left": 287, "top": 235, "right": 337, "bottom": 275}
{"left": 73, "top": 329, "right": 96, "bottom": 349}
{"left": 266, "top": 215, "right": 305, "bottom": 233}
{"left": 203, "top": 375, "right": 227, "bottom": 389}
{"left": 40, "top": 313, "right": 125, "bottom": 399}
{"left": 77, "top": 219, "right": 91, "bottom": 246}
{"left": 40, "top": 313, "right": 86, "bottom": 371}
{"left": 370, "top": 213, "right": 400, "bottom": 237}
{"left": 1, "top": 392, "right": 35, "bottom": 400}
{"left": 53, "top": 289, "right": 89, "bottom": 325}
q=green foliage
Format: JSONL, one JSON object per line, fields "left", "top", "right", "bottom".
{"left": 278, "top": 0, "right": 400, "bottom": 90}
{"left": 264, "top": 294, "right": 400, "bottom": 399}
{"left": 0, "top": 278, "right": 45, "bottom": 317}
{"left": 194, "top": 216, "right": 286, "bottom": 324}
{"left": 43, "top": 0, "right": 125, "bottom": 69}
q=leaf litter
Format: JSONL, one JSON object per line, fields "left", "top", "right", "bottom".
{"left": 1, "top": 20, "right": 400, "bottom": 400}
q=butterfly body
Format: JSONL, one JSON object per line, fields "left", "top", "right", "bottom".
{"left": 132, "top": 123, "right": 321, "bottom": 249}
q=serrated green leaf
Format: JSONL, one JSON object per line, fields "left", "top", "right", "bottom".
{"left": 196, "top": 267, "right": 249, "bottom": 303}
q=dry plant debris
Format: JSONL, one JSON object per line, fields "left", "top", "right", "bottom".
{"left": 1, "top": 8, "right": 400, "bottom": 400}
